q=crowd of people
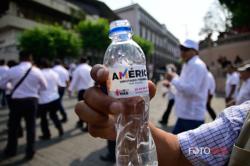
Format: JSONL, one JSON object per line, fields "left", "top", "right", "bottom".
{"left": 0, "top": 38, "right": 250, "bottom": 165}
{"left": 74, "top": 39, "right": 250, "bottom": 165}
{"left": 158, "top": 40, "right": 250, "bottom": 135}
{"left": 0, "top": 51, "right": 94, "bottom": 160}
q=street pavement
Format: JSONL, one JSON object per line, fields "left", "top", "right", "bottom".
{"left": 0, "top": 82, "right": 225, "bottom": 166}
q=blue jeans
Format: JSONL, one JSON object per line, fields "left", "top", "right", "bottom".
{"left": 172, "top": 118, "right": 204, "bottom": 134}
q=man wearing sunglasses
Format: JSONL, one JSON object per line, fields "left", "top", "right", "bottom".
{"left": 164, "top": 39, "right": 208, "bottom": 134}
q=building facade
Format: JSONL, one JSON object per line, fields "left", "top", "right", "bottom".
{"left": 114, "top": 3, "right": 180, "bottom": 70}
{"left": 0, "top": 0, "right": 118, "bottom": 61}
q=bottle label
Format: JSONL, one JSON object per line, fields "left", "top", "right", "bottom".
{"left": 107, "top": 65, "right": 149, "bottom": 98}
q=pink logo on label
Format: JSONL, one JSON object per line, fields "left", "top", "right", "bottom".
{"left": 115, "top": 89, "right": 120, "bottom": 96}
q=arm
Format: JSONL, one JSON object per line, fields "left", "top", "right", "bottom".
{"left": 0, "top": 70, "right": 11, "bottom": 89}
{"left": 68, "top": 70, "right": 79, "bottom": 93}
{"left": 150, "top": 124, "right": 192, "bottom": 166}
{"left": 38, "top": 70, "right": 47, "bottom": 91}
{"left": 227, "top": 85, "right": 236, "bottom": 101}
{"left": 171, "top": 66, "right": 207, "bottom": 96}
{"left": 65, "top": 70, "right": 70, "bottom": 88}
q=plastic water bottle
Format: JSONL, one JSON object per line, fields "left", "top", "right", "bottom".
{"left": 103, "top": 20, "right": 158, "bottom": 166}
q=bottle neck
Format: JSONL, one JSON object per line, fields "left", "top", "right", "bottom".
{"left": 110, "top": 32, "right": 132, "bottom": 42}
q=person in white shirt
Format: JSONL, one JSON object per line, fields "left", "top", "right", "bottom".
{"left": 164, "top": 39, "right": 208, "bottom": 134}
{"left": 68, "top": 57, "right": 94, "bottom": 131}
{"left": 38, "top": 59, "right": 64, "bottom": 140}
{"left": 0, "top": 59, "right": 9, "bottom": 107}
{"left": 0, "top": 51, "right": 47, "bottom": 160}
{"left": 53, "top": 59, "right": 70, "bottom": 123}
{"left": 159, "top": 64, "right": 177, "bottom": 125}
{"left": 206, "top": 67, "right": 217, "bottom": 120}
{"left": 236, "top": 64, "right": 250, "bottom": 105}
{"left": 225, "top": 64, "right": 240, "bottom": 107}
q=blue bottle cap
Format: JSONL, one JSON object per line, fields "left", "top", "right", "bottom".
{"left": 109, "top": 20, "right": 132, "bottom": 36}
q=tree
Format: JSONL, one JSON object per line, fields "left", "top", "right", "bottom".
{"left": 75, "top": 19, "right": 154, "bottom": 64}
{"left": 133, "top": 35, "right": 154, "bottom": 60}
{"left": 200, "top": 0, "right": 232, "bottom": 40}
{"left": 219, "top": 0, "right": 250, "bottom": 32}
{"left": 75, "top": 18, "right": 110, "bottom": 64}
{"left": 18, "top": 25, "right": 81, "bottom": 61}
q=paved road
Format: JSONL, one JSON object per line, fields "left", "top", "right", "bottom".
{"left": 0, "top": 82, "right": 225, "bottom": 166}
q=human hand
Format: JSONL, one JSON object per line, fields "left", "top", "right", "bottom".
{"left": 162, "top": 80, "right": 170, "bottom": 88}
{"left": 165, "top": 72, "right": 176, "bottom": 82}
{"left": 75, "top": 64, "right": 156, "bottom": 140}
{"left": 68, "top": 89, "right": 72, "bottom": 98}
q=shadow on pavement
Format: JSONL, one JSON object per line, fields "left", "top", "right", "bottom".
{"left": 0, "top": 127, "right": 86, "bottom": 165}
{"left": 70, "top": 147, "right": 114, "bottom": 166}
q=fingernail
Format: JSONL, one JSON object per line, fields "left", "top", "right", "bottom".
{"left": 110, "top": 102, "right": 124, "bottom": 114}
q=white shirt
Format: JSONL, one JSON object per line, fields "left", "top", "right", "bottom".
{"left": 171, "top": 56, "right": 208, "bottom": 121}
{"left": 0, "top": 65, "right": 9, "bottom": 89}
{"left": 53, "top": 65, "right": 69, "bottom": 87}
{"left": 0, "top": 65, "right": 9, "bottom": 77}
{"left": 39, "top": 68, "right": 61, "bottom": 104}
{"left": 225, "top": 72, "right": 240, "bottom": 99}
{"left": 236, "top": 78, "right": 250, "bottom": 105}
{"left": 69, "top": 63, "right": 94, "bottom": 92}
{"left": 0, "top": 62, "right": 47, "bottom": 99}
{"left": 207, "top": 71, "right": 216, "bottom": 95}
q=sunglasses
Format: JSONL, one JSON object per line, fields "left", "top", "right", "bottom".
{"left": 180, "top": 46, "right": 191, "bottom": 52}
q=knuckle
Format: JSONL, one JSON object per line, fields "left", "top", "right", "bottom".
{"left": 88, "top": 127, "right": 98, "bottom": 138}
{"left": 74, "top": 101, "right": 86, "bottom": 117}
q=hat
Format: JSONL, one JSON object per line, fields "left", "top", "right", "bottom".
{"left": 238, "top": 64, "right": 250, "bottom": 72}
{"left": 180, "top": 39, "right": 199, "bottom": 51}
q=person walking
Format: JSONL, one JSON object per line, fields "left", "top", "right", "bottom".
{"left": 68, "top": 57, "right": 94, "bottom": 131}
{"left": 0, "top": 51, "right": 47, "bottom": 160}
{"left": 0, "top": 59, "right": 9, "bottom": 107}
{"left": 206, "top": 67, "right": 217, "bottom": 120}
{"left": 236, "top": 64, "right": 250, "bottom": 105}
{"left": 225, "top": 64, "right": 240, "bottom": 107}
{"left": 75, "top": 64, "right": 250, "bottom": 166}
{"left": 38, "top": 59, "right": 64, "bottom": 140}
{"left": 164, "top": 39, "right": 208, "bottom": 134}
{"left": 53, "top": 59, "right": 69, "bottom": 123}
{"left": 159, "top": 64, "right": 177, "bottom": 125}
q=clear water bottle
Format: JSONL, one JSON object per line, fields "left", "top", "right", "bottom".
{"left": 103, "top": 20, "right": 158, "bottom": 166}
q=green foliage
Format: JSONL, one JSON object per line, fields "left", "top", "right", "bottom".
{"left": 18, "top": 25, "right": 81, "bottom": 61}
{"left": 133, "top": 35, "right": 154, "bottom": 58}
{"left": 219, "top": 0, "right": 250, "bottom": 29}
{"left": 75, "top": 18, "right": 110, "bottom": 52}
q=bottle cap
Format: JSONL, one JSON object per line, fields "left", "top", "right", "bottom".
{"left": 109, "top": 20, "right": 132, "bottom": 36}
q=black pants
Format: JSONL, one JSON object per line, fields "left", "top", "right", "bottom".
{"left": 172, "top": 118, "right": 204, "bottom": 134}
{"left": 39, "top": 99, "right": 63, "bottom": 137}
{"left": 5, "top": 95, "right": 24, "bottom": 136}
{"left": 6, "top": 98, "right": 38, "bottom": 155}
{"left": 0, "top": 89, "right": 6, "bottom": 106}
{"left": 77, "top": 89, "right": 86, "bottom": 128}
{"left": 161, "top": 99, "right": 175, "bottom": 123}
{"left": 107, "top": 140, "right": 116, "bottom": 159}
{"left": 58, "top": 87, "right": 67, "bottom": 120}
{"left": 207, "top": 101, "right": 216, "bottom": 120}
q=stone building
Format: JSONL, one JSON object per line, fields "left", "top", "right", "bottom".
{"left": 114, "top": 3, "right": 180, "bottom": 69}
{"left": 0, "top": 0, "right": 118, "bottom": 61}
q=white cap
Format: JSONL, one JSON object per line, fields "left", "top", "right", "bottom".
{"left": 181, "top": 39, "right": 199, "bottom": 51}
{"left": 238, "top": 64, "right": 250, "bottom": 72}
